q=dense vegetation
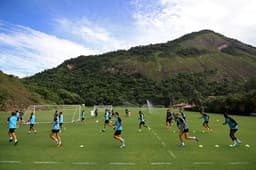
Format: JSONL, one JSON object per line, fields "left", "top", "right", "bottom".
{"left": 0, "top": 71, "right": 45, "bottom": 110}
{"left": 1, "top": 30, "right": 256, "bottom": 115}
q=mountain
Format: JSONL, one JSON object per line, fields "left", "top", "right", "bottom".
{"left": 0, "top": 71, "right": 45, "bottom": 111}
{"left": 17, "top": 30, "right": 256, "bottom": 114}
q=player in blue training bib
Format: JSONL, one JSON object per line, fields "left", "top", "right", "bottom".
{"left": 59, "top": 112, "right": 64, "bottom": 130}
{"left": 200, "top": 112, "right": 212, "bottom": 131}
{"left": 102, "top": 109, "right": 111, "bottom": 132}
{"left": 112, "top": 112, "right": 125, "bottom": 148}
{"left": 7, "top": 112, "right": 18, "bottom": 145}
{"left": 28, "top": 112, "right": 37, "bottom": 134}
{"left": 223, "top": 113, "right": 241, "bottom": 147}
{"left": 49, "top": 112, "right": 62, "bottom": 148}
{"left": 81, "top": 110, "right": 86, "bottom": 122}
{"left": 138, "top": 111, "right": 150, "bottom": 132}
{"left": 174, "top": 113, "right": 199, "bottom": 147}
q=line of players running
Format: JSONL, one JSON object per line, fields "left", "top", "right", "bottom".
{"left": 7, "top": 110, "right": 64, "bottom": 147}
{"left": 165, "top": 109, "right": 241, "bottom": 147}
{"left": 6, "top": 109, "right": 241, "bottom": 148}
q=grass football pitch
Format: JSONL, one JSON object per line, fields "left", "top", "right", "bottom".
{"left": 0, "top": 107, "right": 255, "bottom": 170}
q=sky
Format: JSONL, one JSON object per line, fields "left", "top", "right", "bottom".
{"left": 0, "top": 0, "right": 256, "bottom": 77}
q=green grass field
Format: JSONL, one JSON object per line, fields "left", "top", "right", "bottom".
{"left": 0, "top": 107, "right": 255, "bottom": 170}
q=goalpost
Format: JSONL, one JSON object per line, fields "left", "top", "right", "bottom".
{"left": 23, "top": 105, "right": 81, "bottom": 123}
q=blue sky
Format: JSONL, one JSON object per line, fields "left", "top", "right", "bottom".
{"left": 0, "top": 0, "right": 256, "bottom": 77}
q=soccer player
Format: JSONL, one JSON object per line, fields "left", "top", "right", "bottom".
{"left": 81, "top": 110, "right": 86, "bottom": 122}
{"left": 138, "top": 111, "right": 150, "bottom": 131}
{"left": 180, "top": 109, "right": 186, "bottom": 120}
{"left": 223, "top": 113, "right": 241, "bottom": 147}
{"left": 174, "top": 113, "right": 198, "bottom": 147}
{"left": 49, "top": 113, "right": 62, "bottom": 148}
{"left": 102, "top": 109, "right": 110, "bottom": 132}
{"left": 59, "top": 112, "right": 64, "bottom": 130}
{"left": 125, "top": 108, "right": 129, "bottom": 117}
{"left": 94, "top": 108, "right": 98, "bottom": 118}
{"left": 28, "top": 112, "right": 37, "bottom": 134}
{"left": 166, "top": 109, "right": 173, "bottom": 129}
{"left": 15, "top": 110, "right": 21, "bottom": 126}
{"left": 201, "top": 112, "right": 212, "bottom": 131}
{"left": 112, "top": 112, "right": 125, "bottom": 148}
{"left": 7, "top": 112, "right": 18, "bottom": 145}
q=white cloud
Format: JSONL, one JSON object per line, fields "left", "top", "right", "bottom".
{"left": 55, "top": 18, "right": 130, "bottom": 52}
{"left": 131, "top": 0, "right": 256, "bottom": 46}
{"left": 1, "top": 0, "right": 256, "bottom": 77}
{"left": 0, "top": 22, "right": 95, "bottom": 77}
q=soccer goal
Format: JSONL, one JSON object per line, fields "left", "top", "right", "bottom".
{"left": 23, "top": 105, "right": 81, "bottom": 123}
{"left": 90, "top": 105, "right": 112, "bottom": 116}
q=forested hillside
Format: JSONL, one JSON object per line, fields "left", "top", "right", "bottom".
{"left": 0, "top": 71, "right": 45, "bottom": 111}
{"left": 23, "top": 30, "right": 256, "bottom": 115}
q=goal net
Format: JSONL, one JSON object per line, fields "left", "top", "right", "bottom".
{"left": 91, "top": 105, "right": 112, "bottom": 116}
{"left": 23, "top": 105, "right": 81, "bottom": 123}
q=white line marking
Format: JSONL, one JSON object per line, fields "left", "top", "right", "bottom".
{"left": 228, "top": 162, "right": 249, "bottom": 165}
{"left": 161, "top": 141, "right": 166, "bottom": 147}
{"left": 0, "top": 160, "right": 21, "bottom": 164}
{"left": 109, "top": 162, "right": 136, "bottom": 166}
{"left": 72, "top": 162, "right": 96, "bottom": 165}
{"left": 168, "top": 150, "right": 176, "bottom": 159}
{"left": 33, "top": 161, "right": 62, "bottom": 164}
{"left": 150, "top": 129, "right": 177, "bottom": 159}
{"left": 151, "top": 162, "right": 172, "bottom": 165}
{"left": 193, "top": 162, "right": 215, "bottom": 165}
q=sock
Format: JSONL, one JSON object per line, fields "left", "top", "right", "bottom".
{"left": 14, "top": 139, "right": 18, "bottom": 142}
{"left": 10, "top": 137, "right": 13, "bottom": 140}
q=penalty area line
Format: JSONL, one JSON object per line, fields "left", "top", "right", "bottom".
{"left": 193, "top": 162, "right": 215, "bottom": 165}
{"left": 151, "top": 162, "right": 172, "bottom": 165}
{"left": 150, "top": 129, "right": 177, "bottom": 159}
{"left": 168, "top": 150, "right": 176, "bottom": 159}
{"left": 109, "top": 162, "right": 136, "bottom": 166}
{"left": 0, "top": 160, "right": 21, "bottom": 164}
{"left": 228, "top": 162, "right": 249, "bottom": 165}
{"left": 33, "top": 161, "right": 62, "bottom": 164}
{"left": 72, "top": 162, "right": 96, "bottom": 165}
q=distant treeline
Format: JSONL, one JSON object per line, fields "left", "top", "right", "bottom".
{"left": 24, "top": 70, "right": 256, "bottom": 115}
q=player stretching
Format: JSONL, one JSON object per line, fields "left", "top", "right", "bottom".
{"left": 166, "top": 109, "right": 173, "bottom": 129}
{"left": 175, "top": 113, "right": 198, "bottom": 147}
{"left": 28, "top": 112, "right": 37, "bottom": 134}
{"left": 49, "top": 113, "right": 62, "bottom": 148}
{"left": 223, "top": 113, "right": 241, "bottom": 147}
{"left": 102, "top": 109, "right": 111, "bottom": 132}
{"left": 112, "top": 112, "right": 125, "bottom": 148}
{"left": 201, "top": 112, "right": 212, "bottom": 131}
{"left": 138, "top": 111, "right": 150, "bottom": 131}
{"left": 7, "top": 112, "right": 18, "bottom": 145}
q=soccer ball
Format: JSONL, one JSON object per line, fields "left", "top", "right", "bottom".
{"left": 96, "top": 120, "right": 99, "bottom": 123}
{"left": 80, "top": 145, "right": 84, "bottom": 148}
{"left": 215, "top": 144, "right": 219, "bottom": 148}
{"left": 198, "top": 144, "right": 203, "bottom": 148}
{"left": 245, "top": 144, "right": 250, "bottom": 148}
